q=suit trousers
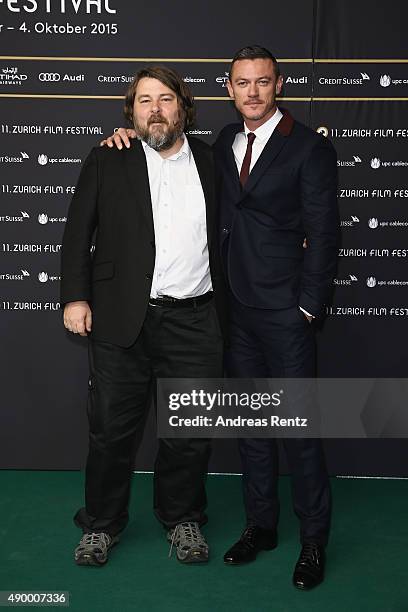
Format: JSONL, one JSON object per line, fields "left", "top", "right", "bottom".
{"left": 74, "top": 298, "right": 224, "bottom": 536}
{"left": 225, "top": 296, "right": 331, "bottom": 546}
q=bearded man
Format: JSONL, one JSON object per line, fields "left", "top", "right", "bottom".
{"left": 60, "top": 66, "right": 227, "bottom": 566}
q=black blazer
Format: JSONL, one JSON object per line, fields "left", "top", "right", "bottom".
{"left": 61, "top": 137, "right": 228, "bottom": 347}
{"left": 214, "top": 109, "right": 340, "bottom": 317}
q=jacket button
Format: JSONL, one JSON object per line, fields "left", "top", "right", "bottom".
{"left": 222, "top": 227, "right": 229, "bottom": 234}
{"left": 145, "top": 274, "right": 152, "bottom": 280}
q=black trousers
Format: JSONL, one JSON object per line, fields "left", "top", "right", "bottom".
{"left": 225, "top": 297, "right": 331, "bottom": 546}
{"left": 74, "top": 298, "right": 224, "bottom": 537}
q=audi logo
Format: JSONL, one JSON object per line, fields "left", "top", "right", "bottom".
{"left": 38, "top": 73, "right": 61, "bottom": 82}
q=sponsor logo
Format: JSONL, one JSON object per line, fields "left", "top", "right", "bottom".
{"left": 368, "top": 217, "right": 408, "bottom": 229}
{"left": 318, "top": 72, "right": 371, "bottom": 86}
{"left": 0, "top": 269, "right": 30, "bottom": 281}
{"left": 183, "top": 77, "right": 206, "bottom": 83}
{"left": 334, "top": 274, "right": 358, "bottom": 286}
{"left": 379, "top": 74, "right": 408, "bottom": 87}
{"left": 97, "top": 74, "right": 134, "bottom": 84}
{"left": 370, "top": 156, "right": 408, "bottom": 168}
{"left": 0, "top": 152, "right": 29, "bottom": 163}
{"left": 340, "top": 215, "right": 360, "bottom": 228}
{"left": 0, "top": 66, "right": 28, "bottom": 87}
{"left": 37, "top": 213, "right": 67, "bottom": 224}
{"left": 38, "top": 73, "right": 84, "bottom": 82}
{"left": 38, "top": 271, "right": 60, "bottom": 283}
{"left": 337, "top": 155, "right": 362, "bottom": 167}
{"left": 37, "top": 153, "right": 81, "bottom": 165}
{"left": 285, "top": 76, "right": 308, "bottom": 84}
{"left": 367, "top": 275, "right": 408, "bottom": 287}
{"left": 380, "top": 74, "right": 391, "bottom": 87}
{"left": 0, "top": 211, "right": 30, "bottom": 223}
{"left": 215, "top": 72, "right": 230, "bottom": 87}
{"left": 186, "top": 129, "right": 213, "bottom": 136}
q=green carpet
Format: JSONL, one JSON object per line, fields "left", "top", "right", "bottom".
{"left": 0, "top": 472, "right": 407, "bottom": 612}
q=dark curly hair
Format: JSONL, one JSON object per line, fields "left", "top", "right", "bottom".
{"left": 124, "top": 65, "right": 195, "bottom": 129}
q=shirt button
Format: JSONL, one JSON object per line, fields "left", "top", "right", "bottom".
{"left": 222, "top": 227, "right": 229, "bottom": 234}
{"left": 145, "top": 274, "right": 152, "bottom": 280}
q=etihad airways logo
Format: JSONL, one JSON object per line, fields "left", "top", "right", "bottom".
{"left": 215, "top": 72, "right": 230, "bottom": 87}
{"left": 0, "top": 67, "right": 28, "bottom": 87}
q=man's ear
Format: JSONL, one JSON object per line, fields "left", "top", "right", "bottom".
{"left": 276, "top": 75, "right": 284, "bottom": 95}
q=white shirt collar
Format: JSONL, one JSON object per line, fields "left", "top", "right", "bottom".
{"left": 243, "top": 107, "right": 283, "bottom": 142}
{"left": 141, "top": 133, "right": 190, "bottom": 161}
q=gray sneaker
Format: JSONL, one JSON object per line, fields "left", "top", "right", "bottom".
{"left": 167, "top": 522, "right": 209, "bottom": 563}
{"left": 74, "top": 532, "right": 118, "bottom": 566}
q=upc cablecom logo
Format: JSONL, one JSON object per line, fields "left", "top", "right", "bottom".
{"left": 380, "top": 75, "right": 391, "bottom": 87}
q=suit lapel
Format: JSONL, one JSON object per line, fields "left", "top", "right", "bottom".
{"left": 188, "top": 137, "right": 216, "bottom": 248}
{"left": 124, "top": 140, "right": 154, "bottom": 238}
{"left": 240, "top": 109, "right": 295, "bottom": 198}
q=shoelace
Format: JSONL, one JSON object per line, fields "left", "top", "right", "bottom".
{"left": 168, "top": 522, "right": 206, "bottom": 558}
{"left": 298, "top": 542, "right": 321, "bottom": 567}
{"left": 81, "top": 532, "right": 110, "bottom": 550}
{"left": 239, "top": 526, "right": 258, "bottom": 550}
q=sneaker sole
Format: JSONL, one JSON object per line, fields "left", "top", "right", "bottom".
{"left": 177, "top": 550, "right": 209, "bottom": 564}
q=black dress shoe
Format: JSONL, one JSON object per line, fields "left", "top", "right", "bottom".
{"left": 223, "top": 526, "right": 277, "bottom": 565}
{"left": 292, "top": 542, "right": 325, "bottom": 590}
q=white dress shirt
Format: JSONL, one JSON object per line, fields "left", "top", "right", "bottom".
{"left": 232, "top": 109, "right": 312, "bottom": 318}
{"left": 232, "top": 107, "right": 283, "bottom": 174}
{"left": 142, "top": 135, "right": 212, "bottom": 299}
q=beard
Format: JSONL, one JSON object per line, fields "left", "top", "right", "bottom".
{"left": 134, "top": 112, "right": 185, "bottom": 151}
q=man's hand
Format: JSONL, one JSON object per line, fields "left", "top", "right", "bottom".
{"left": 64, "top": 301, "right": 92, "bottom": 336}
{"left": 100, "top": 128, "right": 136, "bottom": 149}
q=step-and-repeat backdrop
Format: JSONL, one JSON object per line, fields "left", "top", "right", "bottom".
{"left": 1, "top": 0, "right": 407, "bottom": 474}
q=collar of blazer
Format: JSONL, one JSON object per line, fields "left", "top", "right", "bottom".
{"left": 124, "top": 135, "right": 216, "bottom": 248}
{"left": 224, "top": 108, "right": 295, "bottom": 201}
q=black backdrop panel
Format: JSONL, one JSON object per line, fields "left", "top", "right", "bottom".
{"left": 1, "top": 1, "right": 407, "bottom": 475}
{"left": 314, "top": 0, "right": 407, "bottom": 58}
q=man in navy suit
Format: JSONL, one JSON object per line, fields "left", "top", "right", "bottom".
{"left": 104, "top": 47, "right": 339, "bottom": 588}
{"left": 214, "top": 46, "right": 339, "bottom": 589}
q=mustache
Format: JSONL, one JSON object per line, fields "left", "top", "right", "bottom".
{"left": 244, "top": 99, "right": 263, "bottom": 105}
{"left": 148, "top": 114, "right": 168, "bottom": 126}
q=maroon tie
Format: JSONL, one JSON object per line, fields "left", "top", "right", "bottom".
{"left": 239, "top": 132, "right": 256, "bottom": 187}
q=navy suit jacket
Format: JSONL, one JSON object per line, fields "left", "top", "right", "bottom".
{"left": 213, "top": 109, "right": 340, "bottom": 317}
